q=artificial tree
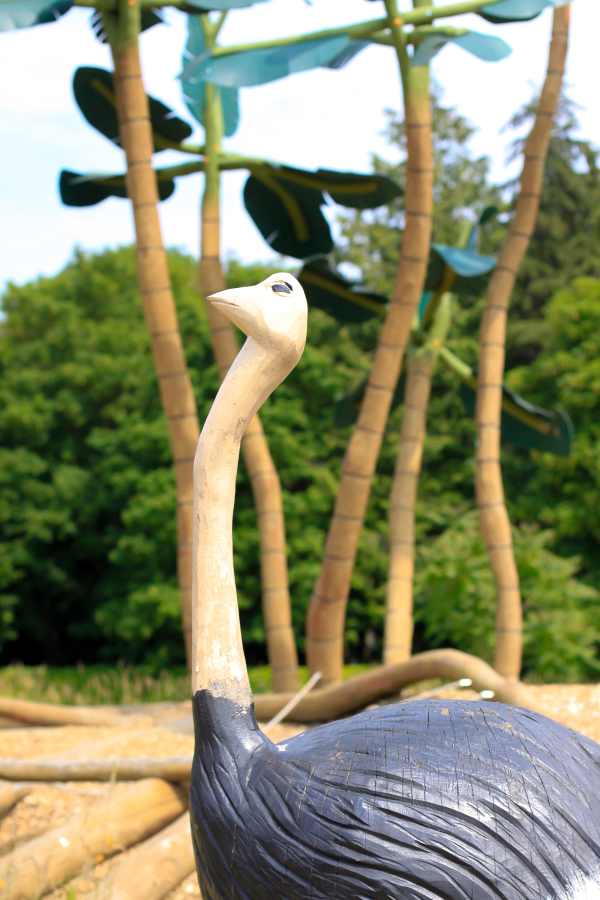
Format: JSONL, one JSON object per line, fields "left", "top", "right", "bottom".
{"left": 0, "top": 0, "right": 277, "bottom": 669}
{"left": 181, "top": 0, "right": 566, "bottom": 685}
{"left": 59, "top": 12, "right": 404, "bottom": 688}
{"left": 475, "top": 4, "right": 570, "bottom": 681}
{"left": 299, "top": 218, "right": 571, "bottom": 667}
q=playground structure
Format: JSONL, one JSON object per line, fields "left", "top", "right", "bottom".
{"left": 0, "top": 0, "right": 597, "bottom": 898}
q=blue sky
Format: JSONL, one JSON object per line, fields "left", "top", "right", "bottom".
{"left": 0, "top": 0, "right": 598, "bottom": 290}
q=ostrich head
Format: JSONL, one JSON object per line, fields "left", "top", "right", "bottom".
{"left": 208, "top": 272, "right": 307, "bottom": 371}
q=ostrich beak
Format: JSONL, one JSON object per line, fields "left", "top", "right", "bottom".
{"left": 207, "top": 287, "right": 255, "bottom": 336}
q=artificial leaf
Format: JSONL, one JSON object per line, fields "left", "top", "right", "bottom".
{"left": 59, "top": 170, "right": 175, "bottom": 207}
{"left": 315, "top": 168, "right": 402, "bottom": 209}
{"left": 412, "top": 30, "right": 511, "bottom": 67}
{"left": 299, "top": 257, "right": 387, "bottom": 323}
{"left": 243, "top": 172, "right": 332, "bottom": 259}
{"left": 425, "top": 243, "right": 496, "bottom": 297}
{"left": 180, "top": 34, "right": 369, "bottom": 89}
{"left": 0, "top": 0, "right": 72, "bottom": 31}
{"left": 458, "top": 380, "right": 573, "bottom": 456}
{"left": 184, "top": 0, "right": 268, "bottom": 8}
{"left": 90, "top": 8, "right": 166, "bottom": 43}
{"left": 478, "top": 0, "right": 555, "bottom": 23}
{"left": 181, "top": 15, "right": 239, "bottom": 137}
{"left": 73, "top": 67, "right": 192, "bottom": 152}
{"left": 244, "top": 164, "right": 402, "bottom": 259}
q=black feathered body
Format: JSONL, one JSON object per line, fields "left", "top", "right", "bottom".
{"left": 190, "top": 692, "right": 600, "bottom": 900}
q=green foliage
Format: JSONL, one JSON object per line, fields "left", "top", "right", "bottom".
{"left": 0, "top": 246, "right": 215, "bottom": 666}
{"left": 414, "top": 508, "right": 600, "bottom": 683}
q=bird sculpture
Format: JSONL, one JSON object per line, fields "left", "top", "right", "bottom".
{"left": 190, "top": 272, "right": 600, "bottom": 900}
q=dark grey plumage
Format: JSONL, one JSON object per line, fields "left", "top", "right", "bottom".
{"left": 190, "top": 693, "right": 600, "bottom": 900}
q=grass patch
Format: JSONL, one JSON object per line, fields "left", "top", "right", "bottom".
{"left": 0, "top": 663, "right": 376, "bottom": 705}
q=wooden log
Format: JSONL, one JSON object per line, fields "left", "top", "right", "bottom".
{"left": 0, "top": 782, "right": 30, "bottom": 818}
{"left": 0, "top": 759, "right": 192, "bottom": 783}
{"left": 79, "top": 813, "right": 195, "bottom": 900}
{"left": 0, "top": 778, "right": 187, "bottom": 900}
{"left": 0, "top": 697, "right": 124, "bottom": 727}
{"left": 253, "top": 649, "right": 539, "bottom": 722}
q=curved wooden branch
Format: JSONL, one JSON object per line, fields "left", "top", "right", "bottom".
{"left": 253, "top": 650, "right": 538, "bottom": 722}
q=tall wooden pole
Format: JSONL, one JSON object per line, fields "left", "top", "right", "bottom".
{"left": 384, "top": 295, "right": 451, "bottom": 663}
{"left": 475, "top": 6, "right": 570, "bottom": 680}
{"left": 305, "top": 0, "right": 433, "bottom": 686}
{"left": 107, "top": 0, "right": 199, "bottom": 666}
{"left": 200, "top": 69, "right": 299, "bottom": 693}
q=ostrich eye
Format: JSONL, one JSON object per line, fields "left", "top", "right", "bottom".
{"left": 272, "top": 282, "right": 292, "bottom": 295}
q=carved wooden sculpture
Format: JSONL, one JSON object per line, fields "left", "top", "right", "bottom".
{"left": 190, "top": 273, "right": 600, "bottom": 900}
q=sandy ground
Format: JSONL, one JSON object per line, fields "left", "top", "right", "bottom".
{"left": 1, "top": 684, "right": 600, "bottom": 899}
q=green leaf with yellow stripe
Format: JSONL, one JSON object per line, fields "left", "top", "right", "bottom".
{"left": 59, "top": 170, "right": 175, "bottom": 207}
{"left": 73, "top": 67, "right": 192, "bottom": 153}
{"left": 298, "top": 257, "right": 387, "bottom": 323}
{"left": 244, "top": 163, "right": 402, "bottom": 260}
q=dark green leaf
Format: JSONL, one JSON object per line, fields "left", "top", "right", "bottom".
{"left": 315, "top": 168, "right": 403, "bottom": 209}
{"left": 59, "top": 170, "right": 175, "bottom": 207}
{"left": 0, "top": 0, "right": 72, "bottom": 31}
{"left": 73, "top": 67, "right": 192, "bottom": 152}
{"left": 243, "top": 172, "right": 332, "bottom": 260}
{"left": 299, "top": 257, "right": 387, "bottom": 324}
{"left": 458, "top": 380, "right": 573, "bottom": 456}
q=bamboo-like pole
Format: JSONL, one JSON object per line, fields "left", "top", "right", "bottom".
{"left": 475, "top": 6, "right": 570, "bottom": 680}
{"left": 0, "top": 778, "right": 187, "bottom": 900}
{"left": 384, "top": 295, "right": 451, "bottom": 664}
{"left": 200, "top": 68, "right": 299, "bottom": 694}
{"left": 305, "top": 0, "right": 434, "bottom": 686}
{"left": 107, "top": 0, "right": 200, "bottom": 667}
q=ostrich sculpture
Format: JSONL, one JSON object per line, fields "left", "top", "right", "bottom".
{"left": 190, "top": 272, "right": 600, "bottom": 900}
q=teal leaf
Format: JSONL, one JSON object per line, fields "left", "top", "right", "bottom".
{"left": 181, "top": 16, "right": 239, "bottom": 137}
{"left": 180, "top": 34, "right": 367, "bottom": 89}
{"left": 59, "top": 170, "right": 175, "bottom": 207}
{"left": 425, "top": 244, "right": 496, "bottom": 297}
{"left": 412, "top": 30, "right": 511, "bottom": 67}
{"left": 0, "top": 0, "right": 72, "bottom": 30}
{"left": 299, "top": 257, "right": 388, "bottom": 323}
{"left": 73, "top": 67, "right": 192, "bottom": 152}
{"left": 478, "top": 0, "right": 556, "bottom": 23}
{"left": 458, "top": 380, "right": 573, "bottom": 456}
{"left": 184, "top": 0, "right": 268, "bottom": 8}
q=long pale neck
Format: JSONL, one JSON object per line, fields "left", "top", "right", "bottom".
{"left": 191, "top": 336, "right": 281, "bottom": 704}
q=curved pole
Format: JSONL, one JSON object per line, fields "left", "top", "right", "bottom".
{"left": 475, "top": 6, "right": 570, "bottom": 681}
{"left": 305, "top": 0, "right": 434, "bottom": 686}
{"left": 384, "top": 295, "right": 451, "bottom": 664}
{"left": 200, "top": 74, "right": 299, "bottom": 695}
{"left": 106, "top": 0, "right": 199, "bottom": 666}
